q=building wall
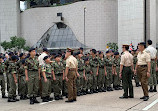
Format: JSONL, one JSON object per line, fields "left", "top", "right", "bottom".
{"left": 0, "top": 0, "right": 20, "bottom": 52}
{"left": 118, "top": 0, "right": 144, "bottom": 52}
{"left": 21, "top": 0, "right": 118, "bottom": 51}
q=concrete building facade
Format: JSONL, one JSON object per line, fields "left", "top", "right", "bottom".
{"left": 0, "top": 0, "right": 158, "bottom": 52}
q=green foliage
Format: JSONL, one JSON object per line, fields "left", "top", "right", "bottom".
{"left": 107, "top": 42, "right": 118, "bottom": 52}
{"left": 0, "top": 41, "right": 12, "bottom": 51}
{"left": 0, "top": 36, "right": 29, "bottom": 51}
{"left": 23, "top": 46, "right": 31, "bottom": 51}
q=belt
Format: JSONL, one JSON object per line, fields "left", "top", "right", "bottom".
{"left": 28, "top": 69, "right": 38, "bottom": 71}
{"left": 78, "top": 69, "right": 84, "bottom": 71}
{"left": 69, "top": 68, "right": 76, "bottom": 71}
{"left": 138, "top": 65, "right": 147, "bottom": 67}
{"left": 56, "top": 73, "right": 63, "bottom": 76}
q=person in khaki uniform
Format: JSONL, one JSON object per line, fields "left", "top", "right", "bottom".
{"left": 0, "top": 56, "right": 7, "bottom": 98}
{"left": 119, "top": 45, "right": 134, "bottom": 99}
{"left": 41, "top": 56, "right": 53, "bottom": 102}
{"left": 135, "top": 42, "right": 151, "bottom": 101}
{"left": 65, "top": 48, "right": 78, "bottom": 103}
{"left": 8, "top": 56, "right": 19, "bottom": 102}
{"left": 25, "top": 48, "right": 40, "bottom": 105}
{"left": 52, "top": 54, "right": 64, "bottom": 100}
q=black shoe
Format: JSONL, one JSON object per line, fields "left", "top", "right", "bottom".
{"left": 90, "top": 90, "right": 93, "bottom": 94}
{"left": 87, "top": 91, "right": 91, "bottom": 94}
{"left": 153, "top": 86, "right": 157, "bottom": 92}
{"left": 77, "top": 92, "right": 81, "bottom": 96}
{"left": 65, "top": 100, "right": 74, "bottom": 103}
{"left": 128, "top": 96, "right": 134, "bottom": 98}
{"left": 42, "top": 97, "right": 49, "bottom": 102}
{"left": 149, "top": 87, "right": 153, "bottom": 92}
{"left": 8, "top": 97, "right": 16, "bottom": 102}
{"left": 30, "top": 97, "right": 34, "bottom": 105}
{"left": 102, "top": 88, "right": 106, "bottom": 92}
{"left": 59, "top": 96, "right": 63, "bottom": 100}
{"left": 98, "top": 89, "right": 102, "bottom": 92}
{"left": 73, "top": 99, "right": 77, "bottom": 101}
{"left": 2, "top": 95, "right": 8, "bottom": 98}
{"left": 33, "top": 97, "right": 40, "bottom": 103}
{"left": 114, "top": 87, "right": 119, "bottom": 90}
{"left": 136, "top": 83, "right": 139, "bottom": 87}
{"left": 140, "top": 96, "right": 145, "bottom": 99}
{"left": 80, "top": 92, "right": 83, "bottom": 96}
{"left": 47, "top": 96, "right": 53, "bottom": 101}
{"left": 107, "top": 87, "right": 111, "bottom": 91}
{"left": 93, "top": 90, "right": 98, "bottom": 93}
{"left": 110, "top": 87, "right": 113, "bottom": 91}
{"left": 13, "top": 97, "right": 19, "bottom": 101}
{"left": 143, "top": 96, "right": 149, "bottom": 101}
{"left": 55, "top": 96, "right": 59, "bottom": 100}
{"left": 119, "top": 96, "right": 128, "bottom": 99}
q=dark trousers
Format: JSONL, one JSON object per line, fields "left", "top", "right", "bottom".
{"left": 122, "top": 66, "right": 133, "bottom": 97}
{"left": 137, "top": 66, "right": 149, "bottom": 96}
{"left": 67, "top": 71, "right": 77, "bottom": 101}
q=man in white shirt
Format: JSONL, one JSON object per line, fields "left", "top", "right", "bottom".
{"left": 38, "top": 48, "right": 49, "bottom": 66}
{"left": 146, "top": 40, "right": 157, "bottom": 92}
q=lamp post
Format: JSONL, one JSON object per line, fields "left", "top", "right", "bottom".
{"left": 84, "top": 7, "right": 86, "bottom": 48}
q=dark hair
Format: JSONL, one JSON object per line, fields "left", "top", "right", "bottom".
{"left": 124, "top": 46, "right": 129, "bottom": 51}
{"left": 147, "top": 40, "right": 152, "bottom": 45}
{"left": 92, "top": 49, "right": 96, "bottom": 54}
{"left": 139, "top": 42, "right": 146, "bottom": 48}
{"left": 43, "top": 56, "right": 49, "bottom": 61}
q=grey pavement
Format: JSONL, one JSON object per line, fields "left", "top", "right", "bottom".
{"left": 0, "top": 83, "right": 158, "bottom": 111}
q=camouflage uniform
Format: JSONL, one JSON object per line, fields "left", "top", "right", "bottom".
{"left": 133, "top": 55, "right": 140, "bottom": 86}
{"left": 83, "top": 64, "right": 93, "bottom": 93}
{"left": 41, "top": 63, "right": 53, "bottom": 98}
{"left": 52, "top": 61, "right": 64, "bottom": 99}
{"left": 113, "top": 57, "right": 121, "bottom": 88}
{"left": 62, "top": 59, "right": 67, "bottom": 96}
{"left": 8, "top": 61, "right": 17, "bottom": 98}
{"left": 76, "top": 58, "right": 84, "bottom": 95}
{"left": 0, "top": 62, "right": 6, "bottom": 96}
{"left": 98, "top": 57, "right": 106, "bottom": 91}
{"left": 89, "top": 57, "right": 99, "bottom": 92}
{"left": 4, "top": 58, "right": 12, "bottom": 91}
{"left": 104, "top": 57, "right": 114, "bottom": 90}
{"left": 24, "top": 57, "right": 40, "bottom": 98}
{"left": 18, "top": 64, "right": 28, "bottom": 99}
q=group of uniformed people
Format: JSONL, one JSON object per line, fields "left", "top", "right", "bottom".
{"left": 0, "top": 40, "right": 157, "bottom": 104}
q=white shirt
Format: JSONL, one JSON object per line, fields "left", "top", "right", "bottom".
{"left": 38, "top": 52, "right": 48, "bottom": 66}
{"left": 145, "top": 45, "right": 157, "bottom": 59}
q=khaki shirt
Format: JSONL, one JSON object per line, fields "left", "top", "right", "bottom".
{"left": 137, "top": 50, "right": 151, "bottom": 65}
{"left": 120, "top": 51, "right": 133, "bottom": 66}
{"left": 66, "top": 55, "right": 78, "bottom": 68}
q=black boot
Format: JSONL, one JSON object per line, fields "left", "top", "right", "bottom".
{"left": 8, "top": 97, "right": 16, "bottom": 102}
{"left": 33, "top": 96, "right": 40, "bottom": 103}
{"left": 136, "top": 83, "right": 139, "bottom": 87}
{"left": 47, "top": 96, "right": 53, "bottom": 101}
{"left": 77, "top": 92, "right": 81, "bottom": 96}
{"left": 42, "top": 97, "right": 49, "bottom": 102}
{"left": 13, "top": 96, "right": 19, "bottom": 101}
{"left": 30, "top": 97, "right": 34, "bottom": 105}
{"left": 153, "top": 86, "right": 157, "bottom": 92}
{"left": 149, "top": 86, "right": 153, "bottom": 92}
{"left": 2, "top": 94, "right": 8, "bottom": 98}
{"left": 54, "top": 96, "right": 59, "bottom": 100}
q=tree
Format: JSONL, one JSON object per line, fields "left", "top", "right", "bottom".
{"left": 0, "top": 41, "right": 12, "bottom": 51}
{"left": 0, "top": 36, "right": 30, "bottom": 52}
{"left": 107, "top": 42, "right": 118, "bottom": 52}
